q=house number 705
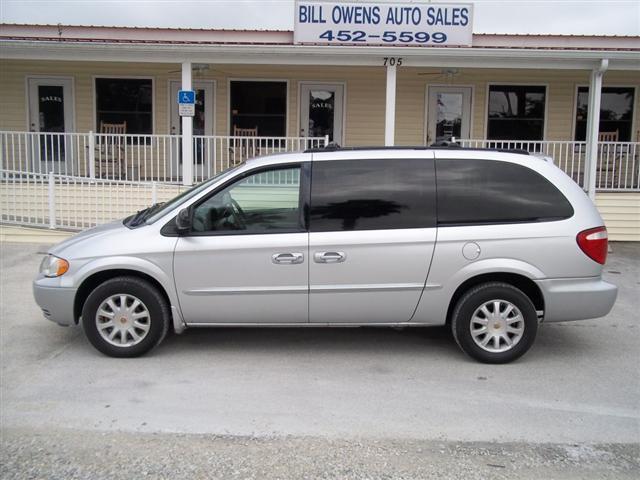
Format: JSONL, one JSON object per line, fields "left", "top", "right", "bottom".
{"left": 383, "top": 57, "right": 403, "bottom": 66}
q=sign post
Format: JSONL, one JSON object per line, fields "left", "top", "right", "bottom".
{"left": 180, "top": 62, "right": 194, "bottom": 186}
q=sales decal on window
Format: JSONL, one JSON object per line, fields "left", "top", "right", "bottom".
{"left": 294, "top": 1, "right": 473, "bottom": 47}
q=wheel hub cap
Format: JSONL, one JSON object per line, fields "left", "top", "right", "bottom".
{"left": 470, "top": 299, "right": 525, "bottom": 353}
{"left": 95, "top": 294, "right": 151, "bottom": 348}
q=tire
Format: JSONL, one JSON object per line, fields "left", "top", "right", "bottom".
{"left": 81, "top": 276, "right": 170, "bottom": 358}
{"left": 451, "top": 282, "right": 538, "bottom": 364}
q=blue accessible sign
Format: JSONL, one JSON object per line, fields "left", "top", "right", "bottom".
{"left": 178, "top": 90, "right": 196, "bottom": 116}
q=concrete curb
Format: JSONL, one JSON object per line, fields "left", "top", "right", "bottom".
{"left": 0, "top": 225, "right": 74, "bottom": 244}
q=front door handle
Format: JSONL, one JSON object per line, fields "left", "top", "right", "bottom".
{"left": 272, "top": 252, "right": 304, "bottom": 265}
{"left": 314, "top": 251, "right": 346, "bottom": 263}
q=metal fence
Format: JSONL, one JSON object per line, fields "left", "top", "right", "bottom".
{"left": 456, "top": 139, "right": 639, "bottom": 191}
{"left": 2, "top": 132, "right": 639, "bottom": 232}
{"left": 0, "top": 169, "right": 184, "bottom": 230}
{"left": 0, "top": 131, "right": 328, "bottom": 184}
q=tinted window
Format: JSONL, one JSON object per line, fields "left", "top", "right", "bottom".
{"left": 310, "top": 159, "right": 436, "bottom": 232}
{"left": 575, "top": 86, "right": 635, "bottom": 142}
{"left": 436, "top": 159, "right": 573, "bottom": 225}
{"left": 192, "top": 166, "right": 302, "bottom": 234}
{"left": 95, "top": 78, "right": 152, "bottom": 134}
{"left": 230, "top": 81, "right": 287, "bottom": 136}
{"left": 487, "top": 85, "right": 546, "bottom": 141}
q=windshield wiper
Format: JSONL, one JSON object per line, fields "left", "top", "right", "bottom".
{"left": 127, "top": 202, "right": 165, "bottom": 227}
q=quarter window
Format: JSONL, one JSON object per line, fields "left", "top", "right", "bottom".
{"left": 436, "top": 159, "right": 573, "bottom": 225}
{"left": 191, "top": 166, "right": 302, "bottom": 234}
{"left": 95, "top": 78, "right": 153, "bottom": 134}
{"left": 574, "top": 87, "right": 635, "bottom": 142}
{"left": 310, "top": 159, "right": 436, "bottom": 232}
{"left": 487, "top": 85, "right": 546, "bottom": 141}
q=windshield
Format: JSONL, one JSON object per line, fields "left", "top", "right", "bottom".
{"left": 126, "top": 165, "right": 243, "bottom": 227}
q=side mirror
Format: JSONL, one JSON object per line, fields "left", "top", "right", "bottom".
{"left": 175, "top": 207, "right": 192, "bottom": 234}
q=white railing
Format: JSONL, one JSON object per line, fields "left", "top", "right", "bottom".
{"left": 0, "top": 131, "right": 328, "bottom": 184}
{"left": 456, "top": 139, "right": 639, "bottom": 191}
{"left": 0, "top": 169, "right": 185, "bottom": 231}
{"left": 192, "top": 135, "right": 326, "bottom": 183}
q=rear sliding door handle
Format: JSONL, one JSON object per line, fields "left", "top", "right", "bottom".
{"left": 272, "top": 252, "right": 304, "bottom": 265}
{"left": 314, "top": 251, "right": 346, "bottom": 263}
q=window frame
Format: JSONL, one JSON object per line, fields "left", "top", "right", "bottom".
{"left": 572, "top": 84, "right": 637, "bottom": 142}
{"left": 484, "top": 82, "right": 548, "bottom": 141}
{"left": 227, "top": 78, "right": 290, "bottom": 137}
{"left": 92, "top": 75, "right": 155, "bottom": 134}
{"left": 181, "top": 162, "right": 309, "bottom": 237}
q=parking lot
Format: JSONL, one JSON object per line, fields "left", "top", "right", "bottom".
{"left": 1, "top": 241, "right": 639, "bottom": 479}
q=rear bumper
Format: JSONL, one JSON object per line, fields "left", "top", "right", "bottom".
{"left": 33, "top": 282, "right": 77, "bottom": 327}
{"left": 536, "top": 277, "right": 617, "bottom": 322}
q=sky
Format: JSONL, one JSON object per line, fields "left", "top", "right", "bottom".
{"left": 0, "top": 0, "right": 638, "bottom": 36}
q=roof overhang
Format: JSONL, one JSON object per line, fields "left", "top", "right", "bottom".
{"left": 1, "top": 39, "right": 639, "bottom": 70}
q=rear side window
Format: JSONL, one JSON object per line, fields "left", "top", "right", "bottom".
{"left": 310, "top": 158, "right": 436, "bottom": 232}
{"left": 436, "top": 159, "right": 573, "bottom": 225}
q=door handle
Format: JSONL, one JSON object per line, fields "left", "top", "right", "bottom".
{"left": 272, "top": 252, "right": 304, "bottom": 265}
{"left": 314, "top": 251, "right": 346, "bottom": 264}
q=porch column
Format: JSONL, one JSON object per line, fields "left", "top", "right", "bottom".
{"left": 384, "top": 64, "right": 397, "bottom": 146}
{"left": 585, "top": 59, "right": 608, "bottom": 200}
{"left": 181, "top": 61, "right": 194, "bottom": 186}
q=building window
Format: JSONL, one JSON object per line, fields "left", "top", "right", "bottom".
{"left": 487, "top": 85, "right": 546, "bottom": 140}
{"left": 575, "top": 87, "right": 635, "bottom": 142}
{"left": 230, "top": 81, "right": 287, "bottom": 136}
{"left": 95, "top": 78, "right": 153, "bottom": 134}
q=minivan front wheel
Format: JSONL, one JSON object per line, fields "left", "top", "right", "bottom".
{"left": 81, "top": 276, "right": 170, "bottom": 357}
{"left": 451, "top": 282, "right": 538, "bottom": 364}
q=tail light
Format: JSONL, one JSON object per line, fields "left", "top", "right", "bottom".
{"left": 576, "top": 226, "right": 608, "bottom": 265}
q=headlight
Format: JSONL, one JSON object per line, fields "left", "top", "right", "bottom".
{"left": 39, "top": 255, "right": 69, "bottom": 278}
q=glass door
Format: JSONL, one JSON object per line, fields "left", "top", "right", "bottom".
{"left": 300, "top": 83, "right": 344, "bottom": 144}
{"left": 170, "top": 81, "right": 214, "bottom": 181}
{"left": 28, "top": 78, "right": 74, "bottom": 173}
{"left": 426, "top": 86, "right": 471, "bottom": 145}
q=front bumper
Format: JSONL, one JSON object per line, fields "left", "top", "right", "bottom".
{"left": 536, "top": 277, "right": 618, "bottom": 322}
{"left": 33, "top": 281, "right": 77, "bottom": 326}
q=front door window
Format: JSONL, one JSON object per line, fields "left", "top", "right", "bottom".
{"left": 427, "top": 86, "right": 471, "bottom": 145}
{"left": 300, "top": 84, "right": 344, "bottom": 143}
{"left": 192, "top": 166, "right": 302, "bottom": 234}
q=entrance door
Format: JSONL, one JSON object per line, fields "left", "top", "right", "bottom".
{"left": 300, "top": 83, "right": 344, "bottom": 144}
{"left": 426, "top": 86, "right": 471, "bottom": 145}
{"left": 170, "top": 81, "right": 214, "bottom": 181}
{"left": 28, "top": 77, "right": 74, "bottom": 173}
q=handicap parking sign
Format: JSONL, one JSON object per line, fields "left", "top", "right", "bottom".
{"left": 178, "top": 90, "right": 196, "bottom": 116}
{"left": 178, "top": 90, "right": 195, "bottom": 104}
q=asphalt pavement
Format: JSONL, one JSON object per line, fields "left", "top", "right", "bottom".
{"left": 1, "top": 240, "right": 638, "bottom": 479}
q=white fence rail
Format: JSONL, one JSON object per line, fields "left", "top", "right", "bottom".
{"left": 0, "top": 131, "right": 328, "bottom": 184}
{"left": 0, "top": 169, "right": 184, "bottom": 231}
{"left": 456, "top": 139, "right": 639, "bottom": 191}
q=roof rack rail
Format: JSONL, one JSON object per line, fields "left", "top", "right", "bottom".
{"left": 304, "top": 143, "right": 530, "bottom": 156}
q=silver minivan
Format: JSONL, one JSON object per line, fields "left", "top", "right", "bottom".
{"left": 33, "top": 147, "right": 617, "bottom": 363}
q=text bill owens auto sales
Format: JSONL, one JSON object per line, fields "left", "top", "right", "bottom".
{"left": 294, "top": 1, "right": 473, "bottom": 46}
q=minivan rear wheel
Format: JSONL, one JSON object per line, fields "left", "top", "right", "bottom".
{"left": 451, "top": 282, "right": 538, "bottom": 364}
{"left": 81, "top": 276, "right": 170, "bottom": 357}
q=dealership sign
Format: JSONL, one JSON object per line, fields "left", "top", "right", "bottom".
{"left": 294, "top": 1, "right": 473, "bottom": 46}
